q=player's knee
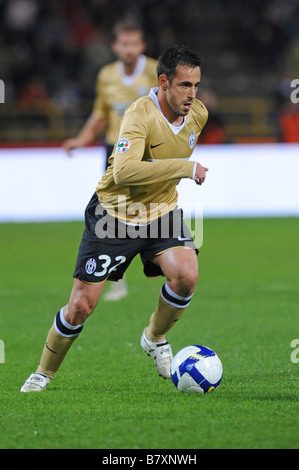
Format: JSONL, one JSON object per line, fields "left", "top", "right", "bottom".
{"left": 181, "top": 270, "right": 198, "bottom": 293}
{"left": 173, "top": 265, "right": 198, "bottom": 296}
{"left": 67, "top": 296, "right": 96, "bottom": 325}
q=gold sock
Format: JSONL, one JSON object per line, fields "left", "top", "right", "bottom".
{"left": 37, "top": 325, "right": 77, "bottom": 378}
{"left": 146, "top": 295, "right": 186, "bottom": 342}
{"left": 146, "top": 282, "right": 193, "bottom": 342}
{"left": 37, "top": 308, "right": 84, "bottom": 378}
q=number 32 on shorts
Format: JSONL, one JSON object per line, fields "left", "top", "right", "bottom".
{"left": 85, "top": 255, "right": 126, "bottom": 278}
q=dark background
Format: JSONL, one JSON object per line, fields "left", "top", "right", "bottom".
{"left": 1, "top": 0, "right": 299, "bottom": 143}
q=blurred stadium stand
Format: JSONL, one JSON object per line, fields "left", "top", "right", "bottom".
{"left": 1, "top": 0, "right": 299, "bottom": 144}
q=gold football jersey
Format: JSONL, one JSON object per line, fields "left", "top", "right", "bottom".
{"left": 92, "top": 55, "right": 157, "bottom": 145}
{"left": 96, "top": 88, "right": 208, "bottom": 224}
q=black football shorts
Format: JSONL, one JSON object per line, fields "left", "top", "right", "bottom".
{"left": 73, "top": 193, "right": 197, "bottom": 283}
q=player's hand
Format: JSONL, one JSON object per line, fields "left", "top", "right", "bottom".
{"left": 194, "top": 162, "right": 208, "bottom": 185}
{"left": 62, "top": 138, "right": 80, "bottom": 156}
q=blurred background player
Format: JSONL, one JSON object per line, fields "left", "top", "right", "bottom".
{"left": 62, "top": 20, "right": 158, "bottom": 301}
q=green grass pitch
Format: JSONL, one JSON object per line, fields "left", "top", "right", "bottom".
{"left": 0, "top": 218, "right": 298, "bottom": 449}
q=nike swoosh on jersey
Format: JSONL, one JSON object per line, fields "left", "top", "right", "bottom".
{"left": 150, "top": 143, "right": 164, "bottom": 149}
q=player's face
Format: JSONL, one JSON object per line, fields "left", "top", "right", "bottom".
{"left": 112, "top": 31, "right": 146, "bottom": 66}
{"left": 166, "top": 65, "right": 201, "bottom": 118}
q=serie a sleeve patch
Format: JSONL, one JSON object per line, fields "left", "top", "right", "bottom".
{"left": 116, "top": 138, "right": 130, "bottom": 153}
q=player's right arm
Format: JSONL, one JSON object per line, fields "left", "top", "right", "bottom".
{"left": 113, "top": 106, "right": 207, "bottom": 186}
{"left": 194, "top": 162, "right": 209, "bottom": 185}
{"left": 62, "top": 115, "right": 107, "bottom": 155}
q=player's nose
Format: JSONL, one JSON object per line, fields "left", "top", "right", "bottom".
{"left": 188, "top": 87, "right": 196, "bottom": 100}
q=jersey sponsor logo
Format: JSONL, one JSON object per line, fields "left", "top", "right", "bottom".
{"left": 85, "top": 258, "right": 97, "bottom": 274}
{"left": 150, "top": 142, "right": 164, "bottom": 149}
{"left": 189, "top": 132, "right": 196, "bottom": 148}
{"left": 116, "top": 138, "right": 130, "bottom": 153}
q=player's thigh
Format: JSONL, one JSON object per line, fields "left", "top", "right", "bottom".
{"left": 153, "top": 247, "right": 198, "bottom": 294}
{"left": 73, "top": 195, "right": 143, "bottom": 284}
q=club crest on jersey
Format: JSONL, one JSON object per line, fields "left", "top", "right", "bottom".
{"left": 85, "top": 258, "right": 97, "bottom": 275}
{"left": 116, "top": 138, "right": 130, "bottom": 153}
{"left": 189, "top": 132, "right": 196, "bottom": 148}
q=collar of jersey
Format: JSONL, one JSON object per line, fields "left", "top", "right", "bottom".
{"left": 149, "top": 87, "right": 186, "bottom": 135}
{"left": 118, "top": 55, "right": 147, "bottom": 86}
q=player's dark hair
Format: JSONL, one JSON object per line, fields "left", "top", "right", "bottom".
{"left": 157, "top": 45, "right": 202, "bottom": 83}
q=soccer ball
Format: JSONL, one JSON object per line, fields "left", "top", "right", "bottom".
{"left": 170, "top": 345, "right": 223, "bottom": 393}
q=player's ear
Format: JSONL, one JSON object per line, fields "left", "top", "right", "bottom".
{"left": 158, "top": 74, "right": 168, "bottom": 90}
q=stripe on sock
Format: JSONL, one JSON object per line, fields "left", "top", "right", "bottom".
{"left": 54, "top": 308, "right": 84, "bottom": 338}
{"left": 161, "top": 281, "right": 193, "bottom": 309}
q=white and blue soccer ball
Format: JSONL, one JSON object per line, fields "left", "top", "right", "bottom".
{"left": 171, "top": 345, "right": 223, "bottom": 393}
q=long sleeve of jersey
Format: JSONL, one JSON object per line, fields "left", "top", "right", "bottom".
{"left": 113, "top": 108, "right": 195, "bottom": 186}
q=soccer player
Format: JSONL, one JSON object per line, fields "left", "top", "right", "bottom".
{"left": 63, "top": 20, "right": 157, "bottom": 301}
{"left": 21, "top": 44, "right": 209, "bottom": 392}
